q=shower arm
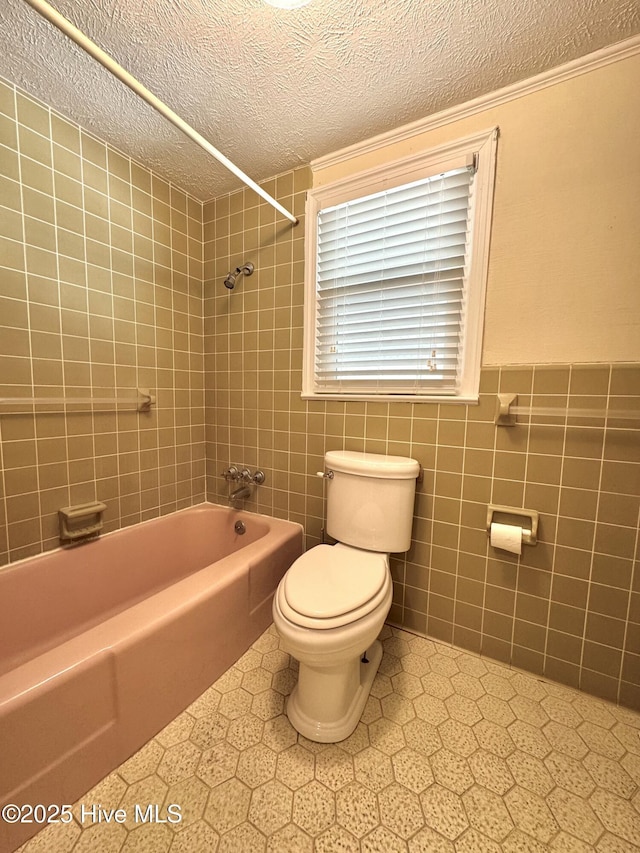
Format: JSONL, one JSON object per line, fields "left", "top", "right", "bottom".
{"left": 23, "top": 0, "right": 299, "bottom": 227}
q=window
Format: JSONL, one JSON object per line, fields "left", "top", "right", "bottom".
{"left": 302, "top": 128, "right": 498, "bottom": 402}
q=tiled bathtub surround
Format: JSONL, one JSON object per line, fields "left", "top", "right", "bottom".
{"left": 17, "top": 624, "right": 640, "bottom": 853}
{"left": 0, "top": 77, "right": 205, "bottom": 561}
{"left": 1, "top": 75, "right": 639, "bottom": 715}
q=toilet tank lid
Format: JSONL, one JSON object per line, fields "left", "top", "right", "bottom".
{"left": 325, "top": 450, "right": 420, "bottom": 479}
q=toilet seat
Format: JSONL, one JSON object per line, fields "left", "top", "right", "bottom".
{"left": 279, "top": 544, "right": 390, "bottom": 630}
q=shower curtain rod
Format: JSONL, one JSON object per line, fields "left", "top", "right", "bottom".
{"left": 23, "top": 0, "right": 299, "bottom": 226}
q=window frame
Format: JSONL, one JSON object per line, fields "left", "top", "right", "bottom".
{"left": 302, "top": 127, "right": 498, "bottom": 403}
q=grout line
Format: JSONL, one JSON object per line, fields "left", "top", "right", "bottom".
{"left": 619, "top": 500, "right": 640, "bottom": 703}
{"left": 540, "top": 370, "right": 570, "bottom": 678}
{"left": 76, "top": 103, "right": 100, "bottom": 526}
{"left": 15, "top": 82, "right": 46, "bottom": 557}
{"left": 451, "top": 401, "right": 470, "bottom": 651}
{"left": 577, "top": 364, "right": 612, "bottom": 694}
{"left": 482, "top": 370, "right": 502, "bottom": 660}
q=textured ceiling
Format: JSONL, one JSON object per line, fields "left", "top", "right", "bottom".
{"left": 1, "top": 0, "right": 639, "bottom": 201}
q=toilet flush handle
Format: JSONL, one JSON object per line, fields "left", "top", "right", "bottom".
{"left": 316, "top": 470, "right": 334, "bottom": 479}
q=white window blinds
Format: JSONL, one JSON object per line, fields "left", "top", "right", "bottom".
{"left": 313, "top": 165, "right": 475, "bottom": 395}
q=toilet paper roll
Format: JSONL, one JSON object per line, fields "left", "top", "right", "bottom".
{"left": 490, "top": 522, "right": 522, "bottom": 555}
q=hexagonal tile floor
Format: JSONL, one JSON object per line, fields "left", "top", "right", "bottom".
{"left": 17, "top": 625, "right": 640, "bottom": 852}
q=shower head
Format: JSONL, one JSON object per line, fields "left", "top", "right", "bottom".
{"left": 223, "top": 262, "right": 254, "bottom": 290}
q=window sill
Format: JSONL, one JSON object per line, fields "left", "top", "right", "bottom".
{"left": 301, "top": 393, "right": 480, "bottom": 405}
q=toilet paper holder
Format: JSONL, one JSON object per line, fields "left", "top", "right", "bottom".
{"left": 486, "top": 505, "right": 539, "bottom": 546}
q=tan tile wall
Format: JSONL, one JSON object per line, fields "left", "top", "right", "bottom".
{"left": 203, "top": 168, "right": 308, "bottom": 521}
{"left": 1, "top": 79, "right": 638, "bottom": 712}
{"left": 0, "top": 78, "right": 205, "bottom": 562}
{"left": 204, "top": 167, "right": 640, "bottom": 711}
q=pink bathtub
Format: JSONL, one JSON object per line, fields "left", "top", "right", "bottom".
{"left": 0, "top": 503, "right": 302, "bottom": 852}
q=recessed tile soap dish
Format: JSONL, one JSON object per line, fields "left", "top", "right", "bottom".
{"left": 59, "top": 501, "right": 107, "bottom": 543}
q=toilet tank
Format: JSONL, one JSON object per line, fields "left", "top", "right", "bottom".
{"left": 325, "top": 451, "right": 420, "bottom": 553}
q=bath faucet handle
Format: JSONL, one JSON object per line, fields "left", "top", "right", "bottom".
{"left": 222, "top": 466, "right": 239, "bottom": 481}
{"left": 239, "top": 468, "right": 253, "bottom": 483}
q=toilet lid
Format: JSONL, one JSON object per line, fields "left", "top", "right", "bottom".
{"left": 283, "top": 544, "right": 388, "bottom": 619}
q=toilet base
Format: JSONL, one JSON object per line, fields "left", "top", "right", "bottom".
{"left": 285, "top": 640, "right": 383, "bottom": 743}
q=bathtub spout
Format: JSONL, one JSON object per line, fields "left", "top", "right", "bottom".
{"left": 229, "top": 485, "right": 252, "bottom": 502}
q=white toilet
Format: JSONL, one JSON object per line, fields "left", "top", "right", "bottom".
{"left": 272, "top": 450, "right": 420, "bottom": 743}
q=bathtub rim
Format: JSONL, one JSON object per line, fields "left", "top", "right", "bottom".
{"left": 0, "top": 500, "right": 297, "bottom": 575}
{"left": 0, "top": 502, "right": 304, "bottom": 704}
